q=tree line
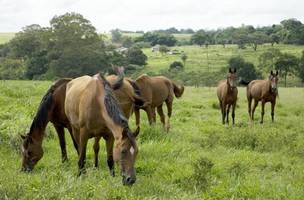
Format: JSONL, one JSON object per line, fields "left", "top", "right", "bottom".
{"left": 0, "top": 13, "right": 147, "bottom": 80}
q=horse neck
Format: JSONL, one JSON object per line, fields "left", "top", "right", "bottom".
{"left": 28, "top": 113, "right": 51, "bottom": 142}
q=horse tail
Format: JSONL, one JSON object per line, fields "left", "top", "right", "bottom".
{"left": 172, "top": 82, "right": 184, "bottom": 98}
{"left": 239, "top": 79, "right": 250, "bottom": 86}
{"left": 127, "top": 79, "right": 145, "bottom": 107}
{"left": 29, "top": 78, "right": 72, "bottom": 133}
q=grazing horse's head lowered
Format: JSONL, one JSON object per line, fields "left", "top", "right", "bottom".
{"left": 227, "top": 68, "right": 237, "bottom": 88}
{"left": 114, "top": 126, "right": 139, "bottom": 185}
{"left": 269, "top": 70, "right": 279, "bottom": 93}
{"left": 21, "top": 134, "right": 43, "bottom": 172}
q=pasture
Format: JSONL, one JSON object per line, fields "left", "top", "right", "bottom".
{"left": 0, "top": 80, "right": 304, "bottom": 199}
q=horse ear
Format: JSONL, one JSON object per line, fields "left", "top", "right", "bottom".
{"left": 133, "top": 126, "right": 140, "bottom": 138}
{"left": 234, "top": 68, "right": 237, "bottom": 73}
{"left": 270, "top": 70, "right": 273, "bottom": 75}
{"left": 229, "top": 68, "right": 232, "bottom": 73}
{"left": 276, "top": 70, "right": 279, "bottom": 76}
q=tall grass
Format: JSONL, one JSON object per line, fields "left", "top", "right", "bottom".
{"left": 0, "top": 80, "right": 303, "bottom": 199}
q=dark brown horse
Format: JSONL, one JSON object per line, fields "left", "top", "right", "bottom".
{"left": 217, "top": 68, "right": 238, "bottom": 125}
{"left": 65, "top": 73, "right": 139, "bottom": 185}
{"left": 21, "top": 75, "right": 143, "bottom": 175}
{"left": 133, "top": 75, "right": 184, "bottom": 132}
{"left": 247, "top": 70, "right": 279, "bottom": 123}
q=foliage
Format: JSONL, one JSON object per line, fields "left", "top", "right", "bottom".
{"left": 258, "top": 48, "right": 282, "bottom": 72}
{"left": 181, "top": 53, "right": 188, "bottom": 67}
{"left": 0, "top": 58, "right": 25, "bottom": 79}
{"left": 190, "top": 30, "right": 208, "bottom": 46}
{"left": 275, "top": 53, "right": 299, "bottom": 86}
{"left": 169, "top": 61, "right": 184, "bottom": 71}
{"left": 126, "top": 46, "right": 147, "bottom": 66}
{"left": 228, "top": 56, "right": 261, "bottom": 82}
{"left": 297, "top": 51, "right": 304, "bottom": 83}
{"left": 111, "top": 29, "right": 123, "bottom": 43}
{"left": 136, "top": 32, "right": 177, "bottom": 46}
{"left": 159, "top": 45, "right": 169, "bottom": 55}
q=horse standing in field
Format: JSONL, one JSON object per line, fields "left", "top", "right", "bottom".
{"left": 217, "top": 68, "right": 238, "bottom": 125}
{"left": 65, "top": 73, "right": 139, "bottom": 185}
{"left": 247, "top": 70, "right": 279, "bottom": 124}
{"left": 133, "top": 74, "right": 184, "bottom": 132}
{"left": 21, "top": 75, "right": 143, "bottom": 175}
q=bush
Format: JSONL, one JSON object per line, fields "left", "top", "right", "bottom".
{"left": 126, "top": 46, "right": 147, "bottom": 66}
{"left": 169, "top": 61, "right": 184, "bottom": 71}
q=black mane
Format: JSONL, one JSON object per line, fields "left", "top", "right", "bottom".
{"left": 28, "top": 87, "right": 54, "bottom": 136}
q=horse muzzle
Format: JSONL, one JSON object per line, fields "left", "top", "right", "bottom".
{"left": 122, "top": 175, "right": 136, "bottom": 186}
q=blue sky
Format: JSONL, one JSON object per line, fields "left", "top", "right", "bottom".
{"left": 0, "top": 0, "right": 303, "bottom": 32}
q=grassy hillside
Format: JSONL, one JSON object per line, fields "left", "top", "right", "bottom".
{"left": 0, "top": 80, "right": 304, "bottom": 199}
{"left": 141, "top": 44, "right": 304, "bottom": 73}
{"left": 0, "top": 33, "right": 15, "bottom": 44}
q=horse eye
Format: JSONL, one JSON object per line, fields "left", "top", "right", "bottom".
{"left": 121, "top": 149, "right": 127, "bottom": 154}
{"left": 28, "top": 151, "right": 33, "bottom": 156}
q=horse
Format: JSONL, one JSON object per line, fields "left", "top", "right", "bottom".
{"left": 21, "top": 75, "right": 143, "bottom": 174}
{"left": 216, "top": 68, "right": 238, "bottom": 125}
{"left": 133, "top": 74, "right": 184, "bottom": 132}
{"left": 65, "top": 73, "right": 139, "bottom": 185}
{"left": 247, "top": 70, "right": 279, "bottom": 124}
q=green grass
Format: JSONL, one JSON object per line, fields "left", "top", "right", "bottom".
{"left": 141, "top": 44, "right": 304, "bottom": 74}
{"left": 0, "top": 33, "right": 15, "bottom": 44}
{"left": 0, "top": 80, "right": 304, "bottom": 199}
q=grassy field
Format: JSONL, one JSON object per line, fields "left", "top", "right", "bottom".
{"left": 0, "top": 80, "right": 304, "bottom": 199}
{"left": 141, "top": 44, "right": 304, "bottom": 74}
{"left": 0, "top": 33, "right": 15, "bottom": 44}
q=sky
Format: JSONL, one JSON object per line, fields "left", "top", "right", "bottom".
{"left": 0, "top": 0, "right": 303, "bottom": 32}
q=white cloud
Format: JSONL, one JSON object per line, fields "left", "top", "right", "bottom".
{"left": 0, "top": 0, "right": 303, "bottom": 32}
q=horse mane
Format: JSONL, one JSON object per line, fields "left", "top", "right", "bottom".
{"left": 28, "top": 78, "right": 72, "bottom": 136}
{"left": 126, "top": 79, "right": 141, "bottom": 96}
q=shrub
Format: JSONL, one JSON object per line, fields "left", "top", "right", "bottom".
{"left": 169, "top": 61, "right": 184, "bottom": 71}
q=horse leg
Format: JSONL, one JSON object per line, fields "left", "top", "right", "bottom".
{"left": 105, "top": 134, "right": 115, "bottom": 177}
{"left": 165, "top": 100, "right": 172, "bottom": 132}
{"left": 54, "top": 125, "right": 68, "bottom": 162}
{"left": 260, "top": 100, "right": 265, "bottom": 124}
{"left": 145, "top": 105, "right": 154, "bottom": 125}
{"left": 78, "top": 128, "right": 88, "bottom": 176}
{"left": 271, "top": 100, "right": 276, "bottom": 122}
{"left": 222, "top": 102, "right": 226, "bottom": 124}
{"left": 248, "top": 96, "right": 252, "bottom": 120}
{"left": 134, "top": 107, "right": 140, "bottom": 127}
{"left": 232, "top": 102, "right": 236, "bottom": 125}
{"left": 226, "top": 104, "right": 231, "bottom": 124}
{"left": 157, "top": 104, "right": 165, "bottom": 130}
{"left": 67, "top": 126, "right": 79, "bottom": 155}
{"left": 93, "top": 136, "right": 101, "bottom": 168}
{"left": 251, "top": 100, "right": 259, "bottom": 122}
{"left": 152, "top": 107, "right": 156, "bottom": 123}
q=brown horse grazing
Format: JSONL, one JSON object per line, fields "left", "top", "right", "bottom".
{"left": 21, "top": 75, "right": 143, "bottom": 174}
{"left": 247, "top": 70, "right": 279, "bottom": 124}
{"left": 217, "top": 68, "right": 238, "bottom": 125}
{"left": 21, "top": 78, "right": 76, "bottom": 172}
{"left": 92, "top": 75, "right": 144, "bottom": 168}
{"left": 65, "top": 73, "right": 139, "bottom": 185}
{"left": 133, "top": 74, "right": 184, "bottom": 132}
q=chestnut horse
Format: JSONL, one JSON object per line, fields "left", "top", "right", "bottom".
{"left": 247, "top": 70, "right": 279, "bottom": 124}
{"left": 65, "top": 73, "right": 139, "bottom": 185}
{"left": 217, "top": 68, "right": 238, "bottom": 125}
{"left": 21, "top": 75, "right": 143, "bottom": 174}
{"left": 133, "top": 75, "right": 184, "bottom": 132}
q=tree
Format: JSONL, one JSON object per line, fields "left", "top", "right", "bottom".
{"left": 190, "top": 30, "right": 207, "bottom": 46}
{"left": 136, "top": 32, "right": 177, "bottom": 46}
{"left": 181, "top": 53, "right": 188, "bottom": 67}
{"left": 248, "top": 32, "right": 269, "bottom": 51}
{"left": 126, "top": 46, "right": 147, "bottom": 66}
{"left": 48, "top": 12, "right": 109, "bottom": 77}
{"left": 169, "top": 61, "right": 184, "bottom": 71}
{"left": 121, "top": 36, "right": 134, "bottom": 48}
{"left": 228, "top": 56, "right": 261, "bottom": 82}
{"left": 297, "top": 51, "right": 304, "bottom": 84}
{"left": 159, "top": 45, "right": 169, "bottom": 55}
{"left": 258, "top": 48, "right": 282, "bottom": 72}
{"left": 0, "top": 58, "right": 25, "bottom": 79}
{"left": 275, "top": 53, "right": 299, "bottom": 86}
{"left": 111, "top": 29, "right": 122, "bottom": 43}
